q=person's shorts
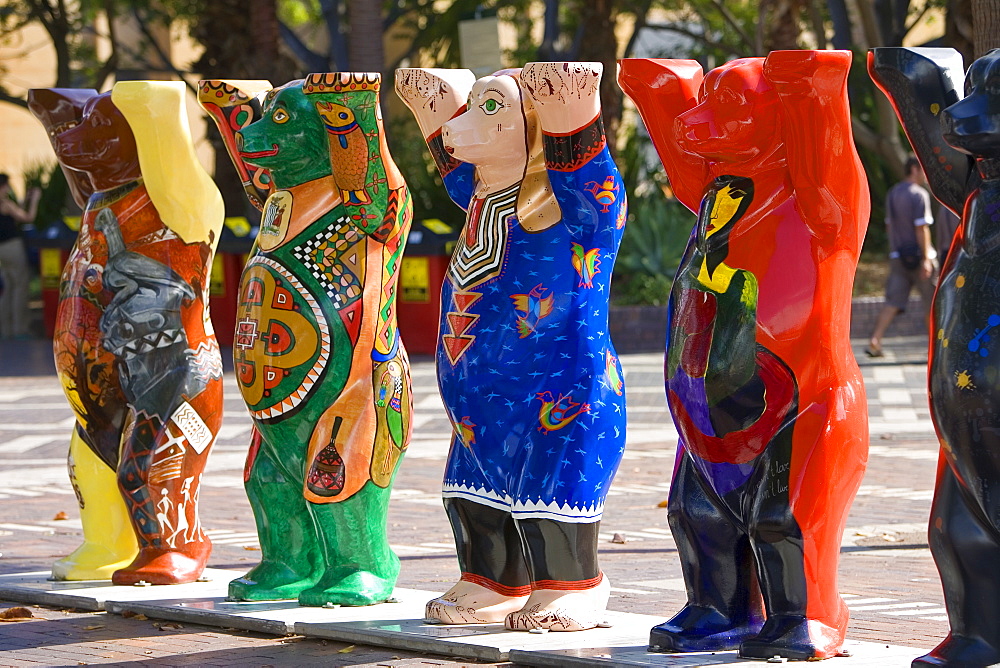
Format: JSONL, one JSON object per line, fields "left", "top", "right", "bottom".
{"left": 884, "top": 256, "right": 936, "bottom": 312}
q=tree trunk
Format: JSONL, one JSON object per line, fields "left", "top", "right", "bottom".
{"left": 347, "top": 0, "right": 383, "bottom": 73}
{"left": 972, "top": 0, "right": 1000, "bottom": 58}
{"left": 762, "top": 0, "right": 806, "bottom": 51}
{"left": 946, "top": 0, "right": 974, "bottom": 64}
{"left": 576, "top": 0, "right": 621, "bottom": 157}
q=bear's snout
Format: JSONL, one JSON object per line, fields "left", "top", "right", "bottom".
{"left": 942, "top": 94, "right": 1000, "bottom": 156}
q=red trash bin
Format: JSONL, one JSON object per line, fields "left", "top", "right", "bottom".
{"left": 397, "top": 219, "right": 455, "bottom": 355}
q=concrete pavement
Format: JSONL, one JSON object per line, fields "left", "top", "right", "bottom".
{"left": 0, "top": 335, "right": 946, "bottom": 665}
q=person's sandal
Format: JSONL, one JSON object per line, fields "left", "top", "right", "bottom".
{"left": 865, "top": 346, "right": 884, "bottom": 358}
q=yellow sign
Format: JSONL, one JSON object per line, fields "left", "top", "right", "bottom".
{"left": 224, "top": 216, "right": 251, "bottom": 237}
{"left": 40, "top": 248, "right": 64, "bottom": 289}
{"left": 400, "top": 256, "right": 429, "bottom": 303}
{"left": 423, "top": 218, "right": 452, "bottom": 236}
{"left": 210, "top": 255, "right": 226, "bottom": 296}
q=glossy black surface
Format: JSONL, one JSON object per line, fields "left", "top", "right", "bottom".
{"left": 871, "top": 47, "right": 1000, "bottom": 668}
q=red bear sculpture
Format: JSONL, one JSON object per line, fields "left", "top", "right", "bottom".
{"left": 618, "top": 51, "right": 870, "bottom": 660}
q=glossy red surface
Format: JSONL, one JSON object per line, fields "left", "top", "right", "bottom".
{"left": 619, "top": 51, "right": 870, "bottom": 659}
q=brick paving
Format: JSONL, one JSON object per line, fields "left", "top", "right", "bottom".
{"left": 0, "top": 335, "right": 947, "bottom": 665}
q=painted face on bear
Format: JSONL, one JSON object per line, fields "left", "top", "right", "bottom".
{"left": 442, "top": 74, "right": 528, "bottom": 169}
{"left": 238, "top": 80, "right": 331, "bottom": 187}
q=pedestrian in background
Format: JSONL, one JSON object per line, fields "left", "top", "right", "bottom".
{"left": 0, "top": 173, "right": 40, "bottom": 339}
{"left": 867, "top": 157, "right": 937, "bottom": 357}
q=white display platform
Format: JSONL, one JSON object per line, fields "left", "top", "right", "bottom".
{"left": 0, "top": 570, "right": 927, "bottom": 666}
{"left": 0, "top": 568, "right": 235, "bottom": 611}
{"left": 510, "top": 639, "right": 922, "bottom": 666}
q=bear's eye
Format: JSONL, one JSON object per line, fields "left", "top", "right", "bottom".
{"left": 479, "top": 98, "right": 504, "bottom": 115}
{"left": 272, "top": 109, "right": 289, "bottom": 124}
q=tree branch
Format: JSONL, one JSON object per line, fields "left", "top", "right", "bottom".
{"left": 131, "top": 8, "right": 197, "bottom": 94}
{"left": 903, "top": 2, "right": 933, "bottom": 39}
{"left": 707, "top": 0, "right": 756, "bottom": 53}
{"left": 623, "top": 0, "right": 655, "bottom": 58}
{"left": 278, "top": 19, "right": 328, "bottom": 72}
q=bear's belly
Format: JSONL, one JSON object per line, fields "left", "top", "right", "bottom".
{"left": 930, "top": 247, "right": 1000, "bottom": 513}
{"left": 233, "top": 256, "right": 336, "bottom": 421}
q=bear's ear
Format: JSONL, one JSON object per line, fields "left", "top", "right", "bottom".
{"left": 27, "top": 88, "right": 100, "bottom": 208}
{"left": 198, "top": 80, "right": 274, "bottom": 211}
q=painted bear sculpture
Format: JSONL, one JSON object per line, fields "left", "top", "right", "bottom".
{"left": 869, "top": 47, "right": 1000, "bottom": 668}
{"left": 397, "top": 62, "right": 628, "bottom": 631}
{"left": 27, "top": 82, "right": 225, "bottom": 584}
{"left": 199, "top": 74, "right": 413, "bottom": 607}
{"left": 618, "top": 51, "right": 870, "bottom": 660}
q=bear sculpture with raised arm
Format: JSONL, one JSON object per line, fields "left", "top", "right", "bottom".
{"left": 199, "top": 73, "right": 413, "bottom": 607}
{"left": 397, "top": 62, "right": 628, "bottom": 632}
{"left": 869, "top": 47, "right": 1000, "bottom": 668}
{"left": 27, "top": 82, "right": 225, "bottom": 585}
{"left": 618, "top": 51, "right": 870, "bottom": 660}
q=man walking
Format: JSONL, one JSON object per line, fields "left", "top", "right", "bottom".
{"left": 867, "top": 157, "right": 937, "bottom": 357}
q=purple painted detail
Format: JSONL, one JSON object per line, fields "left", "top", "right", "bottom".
{"left": 668, "top": 366, "right": 756, "bottom": 496}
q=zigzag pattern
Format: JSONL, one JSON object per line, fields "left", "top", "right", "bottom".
{"left": 442, "top": 483, "right": 604, "bottom": 523}
{"left": 188, "top": 340, "right": 223, "bottom": 382}
{"left": 376, "top": 189, "right": 410, "bottom": 353}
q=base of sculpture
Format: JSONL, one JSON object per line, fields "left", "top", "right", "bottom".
{"left": 111, "top": 542, "right": 213, "bottom": 586}
{"left": 0, "top": 569, "right": 932, "bottom": 665}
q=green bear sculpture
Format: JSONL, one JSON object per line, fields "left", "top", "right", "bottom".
{"left": 199, "top": 74, "right": 413, "bottom": 606}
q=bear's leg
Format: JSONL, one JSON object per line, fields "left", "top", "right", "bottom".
{"left": 112, "top": 409, "right": 213, "bottom": 585}
{"left": 504, "top": 518, "right": 610, "bottom": 632}
{"left": 297, "top": 481, "right": 399, "bottom": 607}
{"left": 650, "top": 454, "right": 763, "bottom": 652}
{"left": 52, "top": 426, "right": 138, "bottom": 580}
{"left": 229, "top": 436, "right": 323, "bottom": 601}
{"left": 425, "top": 497, "right": 531, "bottom": 624}
{"left": 913, "top": 461, "right": 1000, "bottom": 667}
{"left": 739, "top": 498, "right": 823, "bottom": 660}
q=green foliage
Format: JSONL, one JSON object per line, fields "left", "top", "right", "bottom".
{"left": 21, "top": 162, "right": 69, "bottom": 228}
{"left": 611, "top": 129, "right": 693, "bottom": 305}
{"left": 385, "top": 114, "right": 465, "bottom": 231}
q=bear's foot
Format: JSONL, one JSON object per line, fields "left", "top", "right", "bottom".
{"left": 426, "top": 580, "right": 528, "bottom": 624}
{"left": 51, "top": 540, "right": 138, "bottom": 581}
{"left": 649, "top": 604, "right": 763, "bottom": 652}
{"left": 913, "top": 634, "right": 1000, "bottom": 667}
{"left": 505, "top": 574, "right": 611, "bottom": 632}
{"left": 229, "top": 561, "right": 318, "bottom": 601}
{"left": 111, "top": 542, "right": 211, "bottom": 586}
{"left": 298, "top": 570, "right": 396, "bottom": 607}
{"left": 738, "top": 614, "right": 844, "bottom": 661}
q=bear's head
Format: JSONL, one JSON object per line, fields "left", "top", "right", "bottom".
{"left": 677, "top": 58, "right": 783, "bottom": 164}
{"left": 441, "top": 72, "right": 528, "bottom": 168}
{"left": 942, "top": 49, "right": 1000, "bottom": 159}
{"left": 27, "top": 88, "right": 98, "bottom": 207}
{"left": 53, "top": 93, "right": 140, "bottom": 192}
{"left": 238, "top": 80, "right": 330, "bottom": 188}
{"left": 441, "top": 69, "right": 560, "bottom": 231}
